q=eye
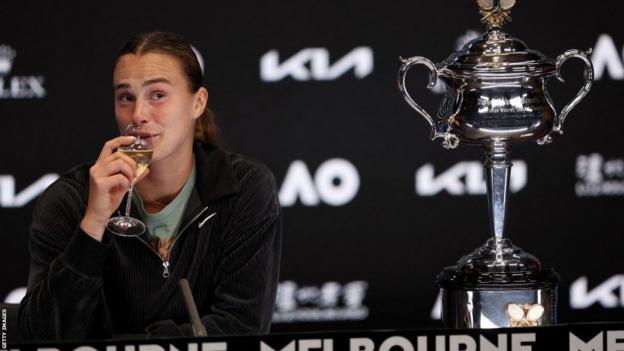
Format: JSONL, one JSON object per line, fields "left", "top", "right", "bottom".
{"left": 151, "top": 91, "right": 167, "bottom": 100}
{"left": 117, "top": 93, "right": 135, "bottom": 103}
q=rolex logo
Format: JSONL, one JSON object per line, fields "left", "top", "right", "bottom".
{"left": 0, "top": 45, "right": 16, "bottom": 76}
{"left": 0, "top": 44, "right": 46, "bottom": 99}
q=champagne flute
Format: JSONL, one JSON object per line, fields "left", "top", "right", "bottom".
{"left": 106, "top": 124, "right": 153, "bottom": 236}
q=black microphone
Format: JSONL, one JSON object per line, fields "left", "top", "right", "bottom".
{"left": 179, "top": 278, "right": 208, "bottom": 337}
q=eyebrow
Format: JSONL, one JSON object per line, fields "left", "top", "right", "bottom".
{"left": 114, "top": 77, "right": 172, "bottom": 90}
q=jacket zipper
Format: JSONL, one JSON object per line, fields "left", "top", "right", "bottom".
{"left": 162, "top": 261, "right": 171, "bottom": 278}
{"left": 135, "top": 207, "right": 212, "bottom": 278}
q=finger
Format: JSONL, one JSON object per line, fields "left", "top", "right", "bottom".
{"left": 105, "top": 174, "right": 132, "bottom": 193}
{"left": 92, "top": 173, "right": 131, "bottom": 196}
{"left": 102, "top": 151, "right": 136, "bottom": 167}
{"left": 98, "top": 136, "right": 136, "bottom": 160}
{"left": 100, "top": 159, "right": 136, "bottom": 182}
{"left": 112, "top": 151, "right": 139, "bottom": 172}
{"left": 101, "top": 152, "right": 138, "bottom": 176}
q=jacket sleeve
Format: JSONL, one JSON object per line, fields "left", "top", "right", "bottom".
{"left": 18, "top": 177, "right": 113, "bottom": 340}
{"left": 146, "top": 163, "right": 282, "bottom": 337}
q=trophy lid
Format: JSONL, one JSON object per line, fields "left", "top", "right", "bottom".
{"left": 438, "top": 0, "right": 556, "bottom": 77}
{"left": 439, "top": 30, "right": 556, "bottom": 77}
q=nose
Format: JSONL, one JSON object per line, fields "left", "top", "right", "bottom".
{"left": 132, "top": 97, "right": 149, "bottom": 125}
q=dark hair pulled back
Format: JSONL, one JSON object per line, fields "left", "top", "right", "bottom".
{"left": 117, "top": 31, "right": 219, "bottom": 145}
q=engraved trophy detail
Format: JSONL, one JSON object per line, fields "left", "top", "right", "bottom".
{"left": 397, "top": 0, "right": 593, "bottom": 328}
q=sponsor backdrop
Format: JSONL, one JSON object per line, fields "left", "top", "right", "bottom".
{"left": 1, "top": 0, "right": 623, "bottom": 333}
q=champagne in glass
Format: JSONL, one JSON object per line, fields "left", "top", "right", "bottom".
{"left": 106, "top": 124, "right": 153, "bottom": 237}
{"left": 117, "top": 148, "right": 153, "bottom": 176}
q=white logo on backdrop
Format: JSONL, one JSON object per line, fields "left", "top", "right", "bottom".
{"left": 0, "top": 44, "right": 46, "bottom": 99}
{"left": 0, "top": 45, "right": 16, "bottom": 75}
{"left": 415, "top": 160, "right": 527, "bottom": 196}
{"left": 431, "top": 292, "right": 442, "bottom": 320}
{"left": 260, "top": 47, "right": 373, "bottom": 82}
{"left": 272, "top": 281, "right": 369, "bottom": 323}
{"left": 0, "top": 174, "right": 58, "bottom": 208}
{"left": 570, "top": 275, "right": 624, "bottom": 309}
{"left": 576, "top": 154, "right": 624, "bottom": 196}
{"left": 4, "top": 287, "right": 26, "bottom": 304}
{"left": 591, "top": 34, "right": 624, "bottom": 80}
{"left": 279, "top": 159, "right": 360, "bottom": 206}
{"left": 455, "top": 30, "right": 481, "bottom": 51}
{"left": 431, "top": 30, "right": 481, "bottom": 94}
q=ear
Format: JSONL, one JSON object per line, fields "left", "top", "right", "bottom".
{"left": 192, "top": 87, "right": 208, "bottom": 120}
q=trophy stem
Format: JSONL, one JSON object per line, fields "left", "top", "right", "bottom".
{"left": 484, "top": 141, "right": 512, "bottom": 241}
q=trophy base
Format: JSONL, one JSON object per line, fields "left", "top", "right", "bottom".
{"left": 437, "top": 266, "right": 559, "bottom": 328}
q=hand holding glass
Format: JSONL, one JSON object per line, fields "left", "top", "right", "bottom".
{"left": 106, "top": 124, "right": 153, "bottom": 236}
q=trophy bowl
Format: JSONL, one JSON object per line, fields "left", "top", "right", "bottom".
{"left": 398, "top": 29, "right": 592, "bottom": 148}
{"left": 397, "top": 0, "right": 593, "bottom": 328}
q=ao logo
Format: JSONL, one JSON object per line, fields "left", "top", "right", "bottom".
{"left": 279, "top": 159, "right": 360, "bottom": 207}
{"left": 0, "top": 174, "right": 58, "bottom": 208}
{"left": 592, "top": 34, "right": 624, "bottom": 80}
{"left": 415, "top": 161, "right": 527, "bottom": 196}
{"left": 260, "top": 47, "right": 373, "bottom": 82}
{"left": 570, "top": 275, "right": 624, "bottom": 309}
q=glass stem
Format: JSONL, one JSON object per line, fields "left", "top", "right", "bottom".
{"left": 124, "top": 184, "right": 134, "bottom": 217}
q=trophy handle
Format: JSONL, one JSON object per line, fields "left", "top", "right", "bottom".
{"left": 398, "top": 56, "right": 459, "bottom": 149}
{"left": 552, "top": 48, "right": 594, "bottom": 134}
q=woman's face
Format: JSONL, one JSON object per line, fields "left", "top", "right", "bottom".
{"left": 113, "top": 52, "right": 206, "bottom": 164}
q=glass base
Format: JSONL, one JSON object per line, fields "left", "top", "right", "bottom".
{"left": 106, "top": 216, "right": 146, "bottom": 237}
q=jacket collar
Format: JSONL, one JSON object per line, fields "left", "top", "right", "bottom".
{"left": 115, "top": 143, "right": 239, "bottom": 242}
{"left": 117, "top": 143, "right": 239, "bottom": 220}
{"left": 193, "top": 142, "right": 240, "bottom": 205}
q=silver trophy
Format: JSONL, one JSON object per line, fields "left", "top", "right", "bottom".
{"left": 398, "top": 0, "right": 593, "bottom": 328}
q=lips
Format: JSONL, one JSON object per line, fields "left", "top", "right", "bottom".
{"left": 131, "top": 132, "right": 160, "bottom": 140}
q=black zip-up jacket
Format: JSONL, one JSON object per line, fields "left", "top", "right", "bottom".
{"left": 18, "top": 143, "right": 282, "bottom": 340}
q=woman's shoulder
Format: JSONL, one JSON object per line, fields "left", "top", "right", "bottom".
{"left": 228, "top": 153, "right": 276, "bottom": 185}
{"left": 227, "top": 153, "right": 278, "bottom": 196}
{"left": 194, "top": 143, "right": 279, "bottom": 211}
{"left": 38, "top": 163, "right": 92, "bottom": 205}
{"left": 226, "top": 152, "right": 280, "bottom": 214}
{"left": 31, "top": 163, "right": 92, "bottom": 226}
{"left": 55, "top": 163, "right": 91, "bottom": 190}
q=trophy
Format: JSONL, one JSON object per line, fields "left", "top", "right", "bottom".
{"left": 398, "top": 0, "right": 593, "bottom": 328}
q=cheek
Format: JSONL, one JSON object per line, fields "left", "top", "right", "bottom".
{"left": 115, "top": 104, "right": 133, "bottom": 121}
{"left": 161, "top": 97, "right": 197, "bottom": 125}
{"left": 115, "top": 113, "right": 131, "bottom": 131}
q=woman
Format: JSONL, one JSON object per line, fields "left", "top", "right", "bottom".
{"left": 18, "top": 32, "right": 282, "bottom": 340}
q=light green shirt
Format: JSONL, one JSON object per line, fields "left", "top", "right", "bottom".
{"left": 133, "top": 161, "right": 196, "bottom": 240}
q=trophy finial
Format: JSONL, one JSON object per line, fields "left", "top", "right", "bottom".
{"left": 477, "top": 0, "right": 516, "bottom": 29}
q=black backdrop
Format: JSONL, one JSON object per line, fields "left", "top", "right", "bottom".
{"left": 1, "top": 0, "right": 623, "bottom": 333}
